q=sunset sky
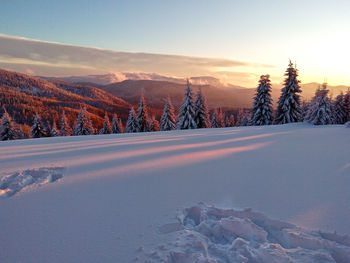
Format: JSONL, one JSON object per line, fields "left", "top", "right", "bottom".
{"left": 0, "top": 0, "right": 349, "bottom": 87}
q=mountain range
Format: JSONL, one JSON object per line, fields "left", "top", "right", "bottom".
{"left": 47, "top": 73, "right": 240, "bottom": 88}
{"left": 45, "top": 72, "right": 350, "bottom": 109}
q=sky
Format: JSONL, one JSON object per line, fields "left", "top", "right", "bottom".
{"left": 0, "top": 0, "right": 349, "bottom": 87}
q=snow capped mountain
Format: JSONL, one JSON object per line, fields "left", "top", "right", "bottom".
{"left": 57, "top": 73, "right": 127, "bottom": 85}
{"left": 59, "top": 72, "right": 234, "bottom": 88}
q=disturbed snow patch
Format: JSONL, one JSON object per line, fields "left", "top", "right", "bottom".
{"left": 148, "top": 204, "right": 350, "bottom": 263}
{"left": 0, "top": 167, "right": 64, "bottom": 198}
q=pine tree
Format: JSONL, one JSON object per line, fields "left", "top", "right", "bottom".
{"left": 236, "top": 109, "right": 243, "bottom": 126}
{"left": 136, "top": 95, "right": 150, "bottom": 132}
{"left": 99, "top": 112, "right": 111, "bottom": 134}
{"left": 0, "top": 109, "right": 15, "bottom": 140}
{"left": 231, "top": 114, "right": 236, "bottom": 127}
{"left": 224, "top": 115, "right": 230, "bottom": 127}
{"left": 59, "top": 111, "right": 71, "bottom": 136}
{"left": 177, "top": 80, "right": 197, "bottom": 129}
{"left": 226, "top": 114, "right": 235, "bottom": 127}
{"left": 31, "top": 113, "right": 45, "bottom": 138}
{"left": 50, "top": 121, "right": 59, "bottom": 137}
{"left": 13, "top": 124, "right": 24, "bottom": 139}
{"left": 343, "top": 90, "right": 350, "bottom": 122}
{"left": 125, "top": 107, "right": 138, "bottom": 133}
{"left": 306, "top": 83, "right": 333, "bottom": 125}
{"left": 217, "top": 108, "right": 224, "bottom": 128}
{"left": 194, "top": 90, "right": 210, "bottom": 128}
{"left": 74, "top": 106, "right": 93, "bottom": 135}
{"left": 149, "top": 115, "right": 160, "bottom": 132}
{"left": 211, "top": 109, "right": 220, "bottom": 128}
{"left": 333, "top": 92, "right": 347, "bottom": 124}
{"left": 250, "top": 75, "right": 273, "bottom": 126}
{"left": 274, "top": 61, "right": 302, "bottom": 124}
{"left": 224, "top": 114, "right": 235, "bottom": 127}
{"left": 118, "top": 119, "right": 124, "bottom": 133}
{"left": 237, "top": 109, "right": 250, "bottom": 126}
{"left": 242, "top": 112, "right": 250, "bottom": 126}
{"left": 43, "top": 120, "right": 51, "bottom": 137}
{"left": 160, "top": 97, "right": 176, "bottom": 131}
{"left": 301, "top": 100, "right": 310, "bottom": 122}
{"left": 111, "top": 113, "right": 123, "bottom": 133}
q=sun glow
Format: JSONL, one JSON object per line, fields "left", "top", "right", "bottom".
{"left": 280, "top": 25, "right": 350, "bottom": 86}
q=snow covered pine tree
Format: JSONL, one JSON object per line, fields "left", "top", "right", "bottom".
{"left": 125, "top": 107, "right": 138, "bottom": 133}
{"left": 225, "top": 114, "right": 235, "bottom": 127}
{"left": 217, "top": 108, "right": 224, "bottom": 128}
{"left": 160, "top": 97, "right": 177, "bottom": 131}
{"left": 212, "top": 108, "right": 225, "bottom": 128}
{"left": 0, "top": 109, "right": 15, "bottom": 140}
{"left": 148, "top": 115, "right": 160, "bottom": 132}
{"left": 333, "top": 92, "right": 348, "bottom": 124}
{"left": 136, "top": 95, "right": 150, "bottom": 132}
{"left": 42, "top": 120, "right": 51, "bottom": 137}
{"left": 59, "top": 110, "right": 71, "bottom": 136}
{"left": 50, "top": 121, "right": 59, "bottom": 137}
{"left": 250, "top": 75, "right": 273, "bottom": 126}
{"left": 111, "top": 113, "right": 123, "bottom": 133}
{"left": 306, "top": 83, "right": 333, "bottom": 125}
{"left": 238, "top": 109, "right": 250, "bottom": 126}
{"left": 194, "top": 90, "right": 210, "bottom": 128}
{"left": 74, "top": 106, "right": 93, "bottom": 135}
{"left": 211, "top": 109, "right": 220, "bottom": 128}
{"left": 31, "top": 113, "right": 45, "bottom": 138}
{"left": 177, "top": 79, "right": 197, "bottom": 129}
{"left": 274, "top": 61, "right": 302, "bottom": 124}
{"left": 99, "top": 112, "right": 111, "bottom": 134}
{"left": 343, "top": 90, "right": 350, "bottom": 123}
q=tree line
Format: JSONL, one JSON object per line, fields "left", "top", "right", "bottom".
{"left": 1, "top": 61, "right": 350, "bottom": 141}
{"left": 249, "top": 61, "right": 350, "bottom": 126}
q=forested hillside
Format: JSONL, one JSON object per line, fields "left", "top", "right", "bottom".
{"left": 0, "top": 69, "right": 131, "bottom": 135}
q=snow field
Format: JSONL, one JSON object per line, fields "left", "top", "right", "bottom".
{"left": 0, "top": 123, "right": 350, "bottom": 262}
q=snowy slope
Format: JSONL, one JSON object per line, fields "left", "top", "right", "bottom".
{"left": 0, "top": 124, "right": 350, "bottom": 262}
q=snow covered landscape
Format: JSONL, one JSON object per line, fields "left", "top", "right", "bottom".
{"left": 1, "top": 123, "right": 350, "bottom": 262}
{"left": 1, "top": 1, "right": 350, "bottom": 262}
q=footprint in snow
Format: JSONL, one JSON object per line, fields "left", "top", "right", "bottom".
{"left": 0, "top": 167, "right": 64, "bottom": 198}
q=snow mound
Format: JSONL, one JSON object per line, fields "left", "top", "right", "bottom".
{"left": 151, "top": 204, "right": 350, "bottom": 263}
{"left": 0, "top": 167, "right": 64, "bottom": 198}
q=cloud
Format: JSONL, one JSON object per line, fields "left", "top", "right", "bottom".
{"left": 0, "top": 34, "right": 275, "bottom": 87}
{"left": 24, "top": 68, "right": 35, "bottom": 75}
{"left": 218, "top": 73, "right": 257, "bottom": 86}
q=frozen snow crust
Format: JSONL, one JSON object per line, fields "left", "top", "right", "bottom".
{"left": 157, "top": 204, "right": 350, "bottom": 263}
